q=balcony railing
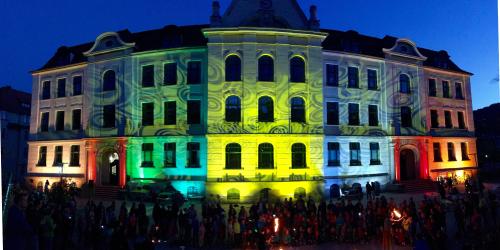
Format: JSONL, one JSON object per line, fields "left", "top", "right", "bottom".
{"left": 215, "top": 173, "right": 323, "bottom": 182}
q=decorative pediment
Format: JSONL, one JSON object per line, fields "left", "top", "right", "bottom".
{"left": 83, "top": 32, "right": 135, "bottom": 56}
{"left": 383, "top": 38, "right": 427, "bottom": 61}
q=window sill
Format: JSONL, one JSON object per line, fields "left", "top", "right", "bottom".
{"left": 225, "top": 168, "right": 243, "bottom": 170}
{"left": 258, "top": 120, "right": 275, "bottom": 123}
{"left": 325, "top": 84, "right": 339, "bottom": 88}
{"left": 347, "top": 86, "right": 360, "bottom": 89}
{"left": 257, "top": 80, "right": 275, "bottom": 83}
{"left": 290, "top": 167, "right": 308, "bottom": 169}
{"left": 434, "top": 160, "right": 443, "bottom": 163}
{"left": 186, "top": 165, "right": 201, "bottom": 168}
{"left": 367, "top": 88, "right": 379, "bottom": 91}
{"left": 257, "top": 167, "right": 276, "bottom": 170}
{"left": 163, "top": 166, "right": 176, "bottom": 168}
{"left": 370, "top": 161, "right": 382, "bottom": 166}
{"left": 36, "top": 164, "right": 46, "bottom": 167}
{"left": 163, "top": 83, "right": 177, "bottom": 86}
{"left": 368, "top": 124, "right": 380, "bottom": 127}
{"left": 141, "top": 85, "right": 155, "bottom": 88}
{"left": 69, "top": 165, "right": 80, "bottom": 167}
{"left": 348, "top": 124, "right": 362, "bottom": 127}
{"left": 225, "top": 80, "right": 242, "bottom": 83}
{"left": 187, "top": 83, "right": 201, "bottom": 85}
{"left": 290, "top": 81, "right": 307, "bottom": 84}
{"left": 349, "top": 162, "right": 362, "bottom": 166}
{"left": 448, "top": 160, "right": 457, "bottom": 162}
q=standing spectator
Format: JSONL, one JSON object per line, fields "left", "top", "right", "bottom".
{"left": 5, "top": 191, "right": 38, "bottom": 250}
{"left": 366, "top": 182, "right": 372, "bottom": 200}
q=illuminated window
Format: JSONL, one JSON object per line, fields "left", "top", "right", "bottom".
{"left": 163, "top": 63, "right": 177, "bottom": 85}
{"left": 368, "top": 105, "right": 378, "bottom": 126}
{"left": 103, "top": 70, "right": 116, "bottom": 91}
{"left": 53, "top": 146, "right": 63, "bottom": 166}
{"left": 40, "top": 112, "right": 49, "bottom": 132}
{"left": 458, "top": 111, "right": 466, "bottom": 129}
{"left": 57, "top": 78, "right": 66, "bottom": 98}
{"left": 141, "top": 143, "right": 154, "bottom": 167}
{"left": 258, "top": 56, "right": 274, "bottom": 82}
{"left": 401, "top": 106, "right": 412, "bottom": 128}
{"left": 400, "top": 74, "right": 410, "bottom": 94}
{"left": 290, "top": 57, "right": 305, "bottom": 83}
{"left": 433, "top": 143, "right": 442, "bottom": 162}
{"left": 349, "top": 142, "right": 361, "bottom": 166}
{"left": 164, "top": 101, "right": 176, "bottom": 125}
{"left": 70, "top": 145, "right": 80, "bottom": 166}
{"left": 367, "top": 69, "right": 378, "bottom": 90}
{"left": 72, "top": 76, "right": 82, "bottom": 96}
{"left": 326, "top": 64, "right": 339, "bottom": 87}
{"left": 225, "top": 143, "right": 241, "bottom": 169}
{"left": 142, "top": 103, "right": 154, "bottom": 126}
{"left": 370, "top": 142, "right": 381, "bottom": 165}
{"left": 291, "top": 143, "right": 306, "bottom": 169}
{"left": 142, "top": 65, "right": 155, "bottom": 87}
{"left": 461, "top": 143, "right": 470, "bottom": 160}
{"left": 187, "top": 142, "right": 200, "bottom": 168}
{"left": 187, "top": 100, "right": 201, "bottom": 124}
{"left": 227, "top": 188, "right": 240, "bottom": 201}
{"left": 72, "top": 109, "right": 81, "bottom": 130}
{"left": 291, "top": 97, "right": 305, "bottom": 123}
{"left": 37, "top": 146, "right": 47, "bottom": 166}
{"left": 103, "top": 105, "right": 115, "bottom": 128}
{"left": 348, "top": 103, "right": 360, "bottom": 126}
{"left": 258, "top": 143, "right": 274, "bottom": 169}
{"left": 455, "top": 82, "right": 464, "bottom": 99}
{"left": 56, "top": 111, "right": 65, "bottom": 131}
{"left": 347, "top": 67, "right": 359, "bottom": 88}
{"left": 444, "top": 111, "right": 452, "bottom": 128}
{"left": 258, "top": 96, "right": 274, "bottom": 122}
{"left": 428, "top": 79, "right": 437, "bottom": 97}
{"left": 225, "top": 96, "right": 241, "bottom": 122}
{"left": 164, "top": 143, "right": 176, "bottom": 168}
{"left": 41, "top": 81, "right": 51, "bottom": 99}
{"left": 442, "top": 81, "right": 451, "bottom": 98}
{"left": 187, "top": 61, "right": 201, "bottom": 84}
{"left": 447, "top": 143, "right": 456, "bottom": 161}
{"left": 326, "top": 102, "right": 339, "bottom": 125}
{"left": 225, "top": 55, "right": 241, "bottom": 81}
{"left": 327, "top": 142, "right": 340, "bottom": 166}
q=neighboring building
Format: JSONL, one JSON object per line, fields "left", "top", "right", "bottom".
{"left": 474, "top": 103, "right": 500, "bottom": 168}
{"left": 1, "top": 86, "right": 31, "bottom": 189}
{"left": 26, "top": 0, "right": 476, "bottom": 201}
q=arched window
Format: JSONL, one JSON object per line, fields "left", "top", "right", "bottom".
{"left": 225, "top": 143, "right": 241, "bottom": 169}
{"left": 291, "top": 143, "right": 306, "bottom": 168}
{"left": 290, "top": 56, "right": 305, "bottom": 83}
{"left": 291, "top": 97, "right": 305, "bottom": 123}
{"left": 258, "top": 143, "right": 274, "bottom": 169}
{"left": 225, "top": 96, "right": 241, "bottom": 122}
{"left": 225, "top": 55, "right": 241, "bottom": 81}
{"left": 103, "top": 70, "right": 116, "bottom": 91}
{"left": 258, "top": 56, "right": 274, "bottom": 82}
{"left": 258, "top": 96, "right": 274, "bottom": 122}
{"left": 400, "top": 74, "right": 410, "bottom": 94}
{"left": 227, "top": 188, "right": 240, "bottom": 201}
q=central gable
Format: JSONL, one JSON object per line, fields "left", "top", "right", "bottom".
{"left": 220, "top": 0, "right": 310, "bottom": 29}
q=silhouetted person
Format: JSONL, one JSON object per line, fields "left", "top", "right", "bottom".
{"left": 5, "top": 191, "right": 38, "bottom": 250}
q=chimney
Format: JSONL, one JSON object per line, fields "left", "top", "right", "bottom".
{"left": 210, "top": 1, "right": 222, "bottom": 27}
{"left": 309, "top": 5, "right": 320, "bottom": 30}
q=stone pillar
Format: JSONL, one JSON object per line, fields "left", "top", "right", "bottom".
{"left": 393, "top": 139, "right": 401, "bottom": 181}
{"left": 85, "top": 141, "right": 97, "bottom": 183}
{"left": 118, "top": 139, "right": 127, "bottom": 187}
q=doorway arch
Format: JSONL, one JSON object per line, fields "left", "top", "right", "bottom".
{"left": 98, "top": 150, "right": 120, "bottom": 186}
{"left": 400, "top": 148, "right": 418, "bottom": 181}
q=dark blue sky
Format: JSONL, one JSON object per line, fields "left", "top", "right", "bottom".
{"left": 1, "top": 0, "right": 498, "bottom": 109}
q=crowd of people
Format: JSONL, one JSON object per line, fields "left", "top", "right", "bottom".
{"left": 4, "top": 178, "right": 500, "bottom": 250}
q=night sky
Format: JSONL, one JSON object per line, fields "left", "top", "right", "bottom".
{"left": 0, "top": 0, "right": 498, "bottom": 109}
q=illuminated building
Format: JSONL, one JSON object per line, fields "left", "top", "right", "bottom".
{"left": 26, "top": 0, "right": 476, "bottom": 201}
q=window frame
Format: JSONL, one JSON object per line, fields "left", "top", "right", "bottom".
{"left": 72, "top": 109, "right": 81, "bottom": 130}
{"left": 56, "top": 78, "right": 66, "bottom": 98}
{"left": 164, "top": 101, "right": 177, "bottom": 125}
{"left": 187, "top": 142, "right": 201, "bottom": 168}
{"left": 444, "top": 110, "right": 452, "bottom": 128}
{"left": 290, "top": 56, "right": 306, "bottom": 83}
{"left": 349, "top": 142, "right": 361, "bottom": 166}
{"left": 72, "top": 75, "right": 83, "bottom": 96}
{"left": 163, "top": 62, "right": 178, "bottom": 85}
{"left": 164, "top": 143, "right": 176, "bottom": 168}
{"left": 225, "top": 96, "right": 241, "bottom": 122}
{"left": 428, "top": 78, "right": 437, "bottom": 97}
{"left": 142, "top": 102, "right": 155, "bottom": 126}
{"left": 141, "top": 64, "right": 155, "bottom": 87}
{"left": 461, "top": 142, "right": 470, "bottom": 161}
{"left": 348, "top": 103, "right": 360, "bottom": 126}
{"left": 367, "top": 69, "right": 378, "bottom": 90}
{"left": 401, "top": 106, "right": 412, "bottom": 128}
{"left": 291, "top": 143, "right": 307, "bottom": 169}
{"left": 102, "top": 105, "right": 116, "bottom": 128}
{"left": 430, "top": 110, "right": 439, "bottom": 128}
{"left": 433, "top": 143, "right": 442, "bottom": 162}
{"left": 69, "top": 145, "right": 80, "bottom": 167}
{"left": 258, "top": 143, "right": 274, "bottom": 169}
{"left": 369, "top": 142, "right": 381, "bottom": 165}
{"left": 225, "top": 143, "right": 242, "bottom": 169}
{"left": 327, "top": 142, "right": 340, "bottom": 166}
{"left": 187, "top": 100, "right": 201, "bottom": 125}
{"left": 55, "top": 110, "right": 65, "bottom": 131}
{"left": 41, "top": 80, "right": 51, "bottom": 100}
{"left": 37, "top": 146, "right": 47, "bottom": 167}
{"left": 141, "top": 143, "right": 154, "bottom": 168}
{"left": 187, "top": 61, "right": 202, "bottom": 85}
{"left": 258, "top": 55, "right": 275, "bottom": 82}
{"left": 40, "top": 112, "right": 50, "bottom": 132}
{"left": 258, "top": 96, "right": 274, "bottom": 122}
{"left": 102, "top": 70, "right": 116, "bottom": 91}
{"left": 290, "top": 97, "right": 306, "bottom": 123}
{"left": 447, "top": 142, "right": 456, "bottom": 161}
{"left": 399, "top": 74, "right": 411, "bottom": 94}
{"left": 53, "top": 146, "right": 63, "bottom": 166}
{"left": 368, "top": 104, "right": 379, "bottom": 127}
{"left": 347, "top": 66, "right": 359, "bottom": 88}
{"left": 225, "top": 55, "right": 242, "bottom": 82}
{"left": 325, "top": 64, "right": 339, "bottom": 87}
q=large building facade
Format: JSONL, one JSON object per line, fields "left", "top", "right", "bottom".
{"left": 26, "top": 0, "right": 476, "bottom": 201}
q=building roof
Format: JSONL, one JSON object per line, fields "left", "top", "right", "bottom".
{"left": 37, "top": 25, "right": 471, "bottom": 75}
{"left": 0, "top": 86, "right": 31, "bottom": 116}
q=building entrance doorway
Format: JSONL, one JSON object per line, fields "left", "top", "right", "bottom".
{"left": 101, "top": 152, "right": 120, "bottom": 186}
{"left": 400, "top": 149, "right": 418, "bottom": 181}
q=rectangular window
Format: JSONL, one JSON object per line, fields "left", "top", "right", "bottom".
{"left": 164, "top": 143, "right": 176, "bottom": 168}
{"left": 428, "top": 79, "right": 437, "bottom": 97}
{"left": 442, "top": 81, "right": 451, "bottom": 98}
{"left": 347, "top": 67, "right": 359, "bottom": 88}
{"left": 57, "top": 78, "right": 66, "bottom": 98}
{"left": 368, "top": 105, "right": 378, "bottom": 126}
{"left": 42, "top": 81, "right": 51, "bottom": 100}
{"left": 326, "top": 102, "right": 339, "bottom": 125}
{"left": 458, "top": 111, "right": 466, "bottom": 129}
{"left": 348, "top": 103, "right": 360, "bottom": 126}
{"left": 187, "top": 100, "right": 201, "bottom": 124}
{"left": 164, "top": 101, "right": 176, "bottom": 125}
{"left": 401, "top": 106, "right": 412, "bottom": 128}
{"left": 72, "top": 109, "right": 81, "bottom": 130}
{"left": 142, "top": 102, "right": 154, "bottom": 126}
{"left": 187, "top": 142, "right": 200, "bottom": 168}
{"left": 370, "top": 142, "right": 381, "bottom": 165}
{"left": 53, "top": 146, "right": 63, "bottom": 166}
{"left": 447, "top": 142, "right": 456, "bottom": 161}
{"left": 103, "top": 105, "right": 115, "bottom": 128}
{"left": 56, "top": 111, "right": 65, "bottom": 131}
{"left": 349, "top": 142, "right": 361, "bottom": 166}
{"left": 367, "top": 69, "right": 378, "bottom": 90}
{"left": 430, "top": 110, "right": 439, "bottom": 128}
{"left": 163, "top": 63, "right": 177, "bottom": 85}
{"left": 40, "top": 112, "right": 49, "bottom": 132}
{"left": 70, "top": 145, "right": 80, "bottom": 166}
{"left": 455, "top": 82, "right": 464, "bottom": 99}
{"left": 433, "top": 143, "right": 442, "bottom": 162}
{"left": 326, "top": 64, "right": 339, "bottom": 87}
{"left": 327, "top": 142, "right": 340, "bottom": 166}
{"left": 444, "top": 111, "right": 452, "bottom": 128}
{"left": 141, "top": 143, "right": 154, "bottom": 167}
{"left": 72, "top": 76, "right": 82, "bottom": 96}
{"left": 37, "top": 146, "right": 47, "bottom": 166}
{"left": 142, "top": 65, "right": 155, "bottom": 87}
{"left": 187, "top": 61, "right": 201, "bottom": 84}
{"left": 461, "top": 142, "right": 470, "bottom": 160}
